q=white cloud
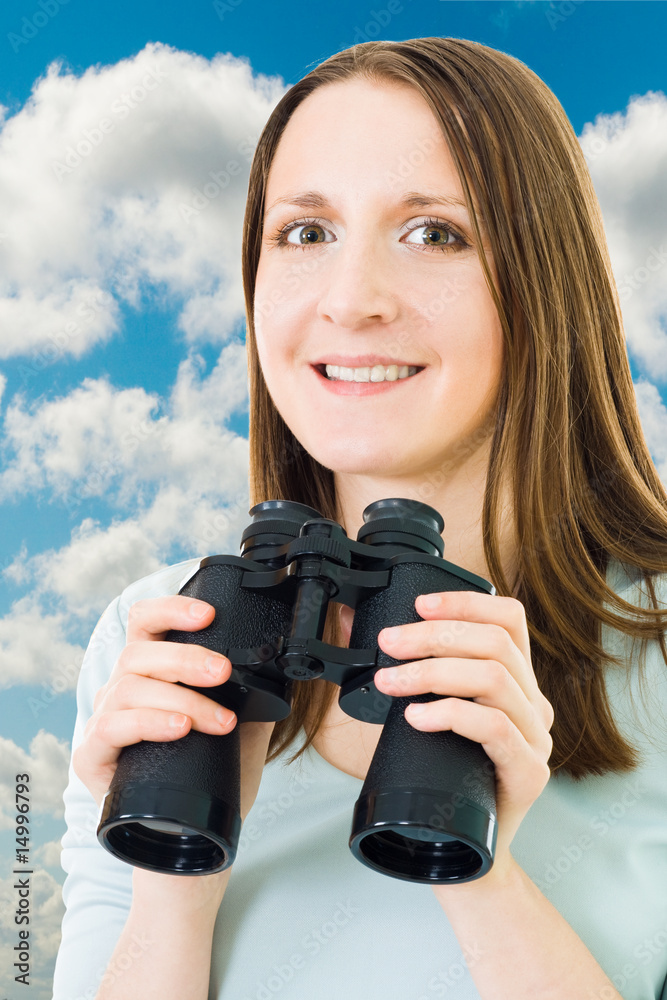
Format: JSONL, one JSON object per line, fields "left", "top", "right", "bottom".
{"left": 0, "top": 730, "right": 70, "bottom": 826}
{"left": 634, "top": 378, "right": 667, "bottom": 484}
{"left": 0, "top": 42, "right": 287, "bottom": 358}
{"left": 34, "top": 838, "right": 64, "bottom": 870}
{"left": 0, "top": 378, "right": 163, "bottom": 500}
{"left": 0, "top": 339, "right": 250, "bottom": 681}
{"left": 0, "top": 340, "right": 248, "bottom": 504}
{"left": 580, "top": 92, "right": 667, "bottom": 378}
{"left": 0, "top": 599, "right": 84, "bottom": 691}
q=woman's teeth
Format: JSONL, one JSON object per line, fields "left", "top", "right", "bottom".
{"left": 324, "top": 364, "right": 419, "bottom": 382}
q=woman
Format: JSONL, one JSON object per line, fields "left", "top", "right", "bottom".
{"left": 53, "top": 38, "right": 667, "bottom": 1000}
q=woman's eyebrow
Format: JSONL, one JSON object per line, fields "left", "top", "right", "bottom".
{"left": 264, "top": 190, "right": 471, "bottom": 216}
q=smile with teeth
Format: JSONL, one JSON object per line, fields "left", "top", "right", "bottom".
{"left": 324, "top": 363, "right": 420, "bottom": 382}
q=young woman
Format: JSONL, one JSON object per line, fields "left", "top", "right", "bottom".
{"left": 53, "top": 38, "right": 667, "bottom": 1000}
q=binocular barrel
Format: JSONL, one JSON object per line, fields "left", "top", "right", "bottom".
{"left": 98, "top": 498, "right": 497, "bottom": 884}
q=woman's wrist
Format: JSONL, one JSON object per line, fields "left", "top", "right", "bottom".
{"left": 131, "top": 864, "right": 231, "bottom": 919}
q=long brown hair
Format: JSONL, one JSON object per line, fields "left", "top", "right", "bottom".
{"left": 240, "top": 37, "right": 667, "bottom": 779}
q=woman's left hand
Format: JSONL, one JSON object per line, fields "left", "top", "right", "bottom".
{"left": 368, "top": 591, "right": 555, "bottom": 881}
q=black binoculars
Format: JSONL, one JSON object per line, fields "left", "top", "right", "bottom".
{"left": 97, "top": 498, "right": 498, "bottom": 884}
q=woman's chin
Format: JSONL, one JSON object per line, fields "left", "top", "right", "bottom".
{"left": 306, "top": 441, "right": 417, "bottom": 480}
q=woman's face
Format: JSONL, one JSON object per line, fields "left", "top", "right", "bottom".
{"left": 254, "top": 78, "right": 504, "bottom": 487}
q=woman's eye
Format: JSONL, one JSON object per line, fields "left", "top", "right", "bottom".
{"left": 267, "top": 217, "right": 468, "bottom": 252}
{"left": 284, "top": 222, "right": 334, "bottom": 246}
{"left": 403, "top": 223, "right": 460, "bottom": 249}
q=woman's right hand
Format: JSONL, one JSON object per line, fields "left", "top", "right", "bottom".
{"left": 73, "top": 595, "right": 275, "bottom": 824}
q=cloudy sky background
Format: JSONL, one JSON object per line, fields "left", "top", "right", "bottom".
{"left": 0, "top": 1, "right": 666, "bottom": 995}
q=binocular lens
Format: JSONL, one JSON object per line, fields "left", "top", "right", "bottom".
{"left": 104, "top": 819, "right": 227, "bottom": 874}
{"left": 352, "top": 828, "right": 487, "bottom": 883}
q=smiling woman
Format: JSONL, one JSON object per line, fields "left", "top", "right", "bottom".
{"left": 54, "top": 37, "right": 667, "bottom": 1000}
{"left": 254, "top": 79, "right": 504, "bottom": 488}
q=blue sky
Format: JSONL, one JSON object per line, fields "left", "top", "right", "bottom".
{"left": 0, "top": 1, "right": 666, "bottom": 995}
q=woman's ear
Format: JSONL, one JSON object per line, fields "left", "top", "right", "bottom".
{"left": 338, "top": 604, "right": 354, "bottom": 647}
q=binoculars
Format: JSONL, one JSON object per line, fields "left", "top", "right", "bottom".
{"left": 98, "top": 498, "right": 497, "bottom": 884}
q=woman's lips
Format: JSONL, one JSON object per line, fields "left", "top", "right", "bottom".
{"left": 311, "top": 364, "right": 424, "bottom": 395}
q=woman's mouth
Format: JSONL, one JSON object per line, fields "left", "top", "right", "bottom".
{"left": 312, "top": 363, "right": 424, "bottom": 396}
{"left": 316, "top": 363, "right": 423, "bottom": 383}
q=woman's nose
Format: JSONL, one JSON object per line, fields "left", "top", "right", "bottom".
{"left": 316, "top": 237, "right": 399, "bottom": 329}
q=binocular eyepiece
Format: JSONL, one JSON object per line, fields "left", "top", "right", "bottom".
{"left": 97, "top": 498, "right": 497, "bottom": 884}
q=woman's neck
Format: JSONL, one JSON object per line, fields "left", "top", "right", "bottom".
{"left": 333, "top": 455, "right": 517, "bottom": 590}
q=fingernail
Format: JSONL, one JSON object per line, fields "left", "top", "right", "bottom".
{"left": 382, "top": 626, "right": 403, "bottom": 643}
{"left": 189, "top": 601, "right": 211, "bottom": 620}
{"left": 215, "top": 707, "right": 234, "bottom": 730}
{"left": 205, "top": 654, "right": 226, "bottom": 677}
{"left": 169, "top": 713, "right": 188, "bottom": 728}
{"left": 420, "top": 593, "right": 441, "bottom": 610}
{"left": 408, "top": 703, "right": 426, "bottom": 715}
{"left": 376, "top": 667, "right": 397, "bottom": 684}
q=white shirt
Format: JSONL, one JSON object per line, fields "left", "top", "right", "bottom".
{"left": 52, "top": 557, "right": 667, "bottom": 1000}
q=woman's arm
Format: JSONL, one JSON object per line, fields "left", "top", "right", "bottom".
{"left": 53, "top": 577, "right": 275, "bottom": 1000}
{"left": 95, "top": 868, "right": 231, "bottom": 1000}
{"left": 370, "top": 589, "right": 623, "bottom": 999}
{"left": 432, "top": 858, "right": 623, "bottom": 1000}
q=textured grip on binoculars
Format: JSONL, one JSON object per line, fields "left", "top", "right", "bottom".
{"left": 110, "top": 728, "right": 239, "bottom": 806}
{"left": 348, "top": 560, "right": 497, "bottom": 883}
{"left": 98, "top": 559, "right": 295, "bottom": 875}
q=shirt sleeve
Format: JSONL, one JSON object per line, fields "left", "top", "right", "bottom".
{"left": 51, "top": 594, "right": 135, "bottom": 1000}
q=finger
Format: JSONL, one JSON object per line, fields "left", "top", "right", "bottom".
{"left": 375, "top": 657, "right": 547, "bottom": 748}
{"left": 99, "top": 674, "right": 237, "bottom": 734}
{"left": 404, "top": 698, "right": 551, "bottom": 798}
{"left": 379, "top": 617, "right": 536, "bottom": 699}
{"left": 115, "top": 639, "right": 231, "bottom": 686}
{"left": 126, "top": 595, "right": 215, "bottom": 643}
{"left": 414, "top": 591, "right": 532, "bottom": 667}
{"left": 81, "top": 709, "right": 193, "bottom": 774}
